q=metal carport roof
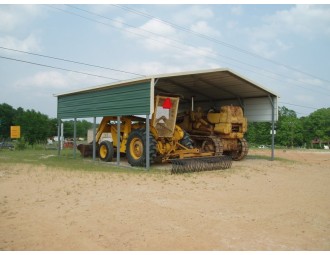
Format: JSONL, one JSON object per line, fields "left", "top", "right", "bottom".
{"left": 55, "top": 68, "right": 278, "bottom": 122}
{"left": 153, "top": 68, "right": 278, "bottom": 122}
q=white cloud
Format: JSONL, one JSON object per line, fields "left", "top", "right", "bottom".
{"left": 0, "top": 5, "right": 43, "bottom": 54}
{"left": 251, "top": 5, "right": 330, "bottom": 41}
{"left": 249, "top": 41, "right": 277, "bottom": 59}
{"left": 267, "top": 5, "right": 330, "bottom": 38}
{"left": 0, "top": 5, "right": 41, "bottom": 32}
{"left": 122, "top": 17, "right": 219, "bottom": 62}
{"left": 190, "top": 21, "right": 221, "bottom": 37}
{"left": 14, "top": 71, "right": 69, "bottom": 90}
{"left": 122, "top": 59, "right": 220, "bottom": 77}
{"left": 246, "top": 5, "right": 330, "bottom": 57}
{"left": 13, "top": 69, "right": 124, "bottom": 96}
{"left": 172, "top": 6, "right": 214, "bottom": 25}
{"left": 89, "top": 4, "right": 117, "bottom": 15}
{"left": 231, "top": 6, "right": 243, "bottom": 16}
{"left": 123, "top": 18, "right": 180, "bottom": 51}
{"left": 140, "top": 18, "right": 176, "bottom": 35}
{"left": 0, "top": 34, "right": 42, "bottom": 53}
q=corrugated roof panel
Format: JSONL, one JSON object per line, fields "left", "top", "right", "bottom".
{"left": 56, "top": 68, "right": 278, "bottom": 122}
{"left": 58, "top": 81, "right": 151, "bottom": 119}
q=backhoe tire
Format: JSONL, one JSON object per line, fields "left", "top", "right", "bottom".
{"left": 180, "top": 131, "right": 193, "bottom": 149}
{"left": 126, "top": 129, "right": 157, "bottom": 167}
{"left": 99, "top": 140, "right": 114, "bottom": 162}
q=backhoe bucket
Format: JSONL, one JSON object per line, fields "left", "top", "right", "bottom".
{"left": 170, "top": 155, "right": 232, "bottom": 174}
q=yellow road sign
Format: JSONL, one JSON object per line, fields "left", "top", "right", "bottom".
{"left": 10, "top": 126, "right": 21, "bottom": 139}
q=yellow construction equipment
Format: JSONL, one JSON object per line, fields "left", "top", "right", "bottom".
{"left": 77, "top": 95, "right": 232, "bottom": 173}
{"left": 178, "top": 98, "right": 249, "bottom": 161}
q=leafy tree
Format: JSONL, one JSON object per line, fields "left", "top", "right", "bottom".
{"left": 0, "top": 103, "right": 16, "bottom": 139}
{"left": 63, "top": 119, "right": 92, "bottom": 139}
{"left": 48, "top": 118, "right": 59, "bottom": 138}
{"left": 302, "top": 108, "right": 330, "bottom": 147}
{"left": 246, "top": 122, "right": 271, "bottom": 146}
{"left": 14, "top": 109, "right": 51, "bottom": 145}
{"left": 276, "top": 106, "right": 304, "bottom": 147}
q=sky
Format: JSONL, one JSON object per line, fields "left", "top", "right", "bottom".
{"left": 0, "top": 3, "right": 330, "bottom": 118}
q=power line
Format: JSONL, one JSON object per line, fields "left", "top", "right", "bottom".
{"left": 279, "top": 101, "right": 319, "bottom": 110}
{"left": 66, "top": 5, "right": 325, "bottom": 91}
{"left": 0, "top": 46, "right": 145, "bottom": 78}
{"left": 58, "top": 5, "right": 330, "bottom": 96}
{"left": 1, "top": 56, "right": 320, "bottom": 117}
{"left": 0, "top": 55, "right": 121, "bottom": 81}
{"left": 111, "top": 4, "right": 330, "bottom": 84}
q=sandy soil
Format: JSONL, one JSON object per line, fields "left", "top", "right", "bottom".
{"left": 0, "top": 149, "right": 329, "bottom": 251}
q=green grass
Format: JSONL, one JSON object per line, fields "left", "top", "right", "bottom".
{"left": 0, "top": 146, "right": 300, "bottom": 175}
{"left": 0, "top": 147, "right": 161, "bottom": 174}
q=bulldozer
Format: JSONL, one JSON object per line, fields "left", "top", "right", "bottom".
{"left": 77, "top": 95, "right": 232, "bottom": 173}
{"left": 177, "top": 97, "right": 249, "bottom": 161}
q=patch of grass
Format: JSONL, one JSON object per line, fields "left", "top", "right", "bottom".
{"left": 0, "top": 148, "right": 154, "bottom": 174}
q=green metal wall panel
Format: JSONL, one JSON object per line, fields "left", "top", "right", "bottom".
{"left": 57, "top": 81, "right": 150, "bottom": 119}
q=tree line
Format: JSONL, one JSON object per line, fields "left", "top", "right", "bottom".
{"left": 0, "top": 103, "right": 329, "bottom": 148}
{"left": 246, "top": 106, "right": 330, "bottom": 148}
{"left": 0, "top": 103, "right": 92, "bottom": 145}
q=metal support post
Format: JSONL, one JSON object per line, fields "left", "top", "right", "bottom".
{"left": 117, "top": 116, "right": 121, "bottom": 166}
{"left": 60, "top": 122, "right": 64, "bottom": 150}
{"left": 93, "top": 117, "right": 96, "bottom": 161}
{"left": 146, "top": 114, "right": 150, "bottom": 170}
{"left": 57, "top": 119, "right": 61, "bottom": 156}
{"left": 269, "top": 95, "right": 275, "bottom": 161}
{"left": 73, "top": 118, "right": 77, "bottom": 159}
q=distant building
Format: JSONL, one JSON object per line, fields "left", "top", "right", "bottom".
{"left": 311, "top": 138, "right": 330, "bottom": 149}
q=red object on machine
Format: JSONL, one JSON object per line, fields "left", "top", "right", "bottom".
{"left": 162, "top": 98, "right": 172, "bottom": 109}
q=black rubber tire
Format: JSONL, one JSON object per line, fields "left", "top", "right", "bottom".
{"left": 99, "top": 140, "right": 114, "bottom": 162}
{"left": 126, "top": 129, "right": 157, "bottom": 167}
{"left": 180, "top": 131, "right": 193, "bottom": 149}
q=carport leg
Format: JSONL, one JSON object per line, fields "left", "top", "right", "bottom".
{"left": 271, "top": 105, "right": 275, "bottom": 160}
{"left": 73, "top": 118, "right": 77, "bottom": 159}
{"left": 269, "top": 96, "right": 275, "bottom": 161}
{"left": 93, "top": 117, "right": 96, "bottom": 161}
{"left": 146, "top": 114, "right": 150, "bottom": 170}
{"left": 117, "top": 116, "right": 121, "bottom": 166}
{"left": 57, "top": 119, "right": 61, "bottom": 156}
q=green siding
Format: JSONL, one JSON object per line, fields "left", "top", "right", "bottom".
{"left": 58, "top": 81, "right": 151, "bottom": 119}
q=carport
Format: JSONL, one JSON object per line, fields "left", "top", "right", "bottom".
{"left": 55, "top": 68, "right": 278, "bottom": 168}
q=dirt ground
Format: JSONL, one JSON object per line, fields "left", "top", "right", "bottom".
{"left": 0, "top": 149, "right": 329, "bottom": 251}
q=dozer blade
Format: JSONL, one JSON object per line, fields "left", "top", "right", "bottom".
{"left": 77, "top": 144, "right": 94, "bottom": 157}
{"left": 170, "top": 155, "right": 232, "bottom": 174}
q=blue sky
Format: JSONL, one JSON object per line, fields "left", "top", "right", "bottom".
{"left": 0, "top": 4, "right": 329, "bottom": 118}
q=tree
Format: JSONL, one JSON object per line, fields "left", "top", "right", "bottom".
{"left": 0, "top": 103, "right": 16, "bottom": 139}
{"left": 63, "top": 119, "right": 92, "bottom": 139}
{"left": 276, "top": 106, "right": 303, "bottom": 147}
{"left": 14, "top": 109, "right": 52, "bottom": 145}
{"left": 302, "top": 108, "right": 330, "bottom": 147}
{"left": 246, "top": 122, "right": 271, "bottom": 145}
